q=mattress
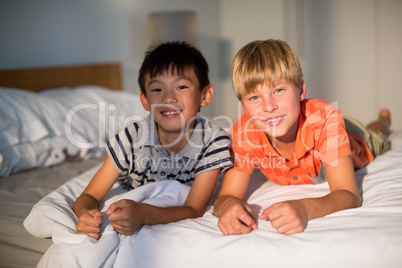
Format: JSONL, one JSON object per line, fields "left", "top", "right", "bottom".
{"left": 0, "top": 155, "right": 105, "bottom": 267}
{"left": 12, "top": 131, "right": 402, "bottom": 267}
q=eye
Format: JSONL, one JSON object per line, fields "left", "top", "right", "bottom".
{"left": 249, "top": 95, "right": 259, "bottom": 101}
{"left": 150, "top": 88, "right": 162, "bottom": 92}
{"left": 274, "top": 88, "right": 284, "bottom": 94}
{"left": 177, "top": 85, "right": 188, "bottom": 90}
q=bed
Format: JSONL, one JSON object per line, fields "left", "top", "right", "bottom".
{"left": 0, "top": 63, "right": 149, "bottom": 267}
{"left": 1, "top": 64, "right": 402, "bottom": 267}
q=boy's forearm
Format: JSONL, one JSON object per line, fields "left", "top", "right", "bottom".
{"left": 302, "top": 189, "right": 361, "bottom": 221}
{"left": 140, "top": 203, "right": 202, "bottom": 226}
{"left": 73, "top": 193, "right": 100, "bottom": 217}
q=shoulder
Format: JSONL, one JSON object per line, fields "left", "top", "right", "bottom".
{"left": 230, "top": 113, "right": 264, "bottom": 154}
{"left": 109, "top": 114, "right": 152, "bottom": 146}
{"left": 194, "top": 115, "right": 230, "bottom": 142}
{"left": 121, "top": 115, "right": 148, "bottom": 137}
{"left": 299, "top": 99, "right": 348, "bottom": 156}
{"left": 302, "top": 99, "right": 342, "bottom": 120}
{"left": 301, "top": 99, "right": 344, "bottom": 136}
{"left": 231, "top": 113, "right": 251, "bottom": 135}
{"left": 230, "top": 113, "right": 255, "bottom": 144}
{"left": 191, "top": 116, "right": 233, "bottom": 174}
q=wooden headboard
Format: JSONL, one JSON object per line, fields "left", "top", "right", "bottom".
{"left": 0, "top": 62, "right": 122, "bottom": 92}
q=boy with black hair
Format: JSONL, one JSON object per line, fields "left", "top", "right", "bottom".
{"left": 74, "top": 41, "right": 232, "bottom": 239}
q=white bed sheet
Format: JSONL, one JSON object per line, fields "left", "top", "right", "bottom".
{"left": 0, "top": 156, "right": 106, "bottom": 268}
{"left": 24, "top": 131, "right": 402, "bottom": 267}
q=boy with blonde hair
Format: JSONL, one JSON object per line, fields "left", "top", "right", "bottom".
{"left": 214, "top": 39, "right": 390, "bottom": 236}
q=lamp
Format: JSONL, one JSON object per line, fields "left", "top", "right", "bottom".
{"left": 148, "top": 11, "right": 197, "bottom": 45}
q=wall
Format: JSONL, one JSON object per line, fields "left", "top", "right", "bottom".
{"left": 219, "top": 0, "right": 402, "bottom": 129}
{"left": 308, "top": 0, "right": 402, "bottom": 129}
{"left": 219, "top": 0, "right": 285, "bottom": 125}
{"left": 1, "top": 0, "right": 401, "bottom": 129}
{"left": 0, "top": 0, "right": 221, "bottom": 117}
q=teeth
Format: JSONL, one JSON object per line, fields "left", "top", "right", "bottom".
{"left": 266, "top": 116, "right": 284, "bottom": 123}
{"left": 163, "top": 111, "right": 180, "bottom": 115}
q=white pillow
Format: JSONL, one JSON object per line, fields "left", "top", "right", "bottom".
{"left": 0, "top": 88, "right": 50, "bottom": 148}
{"left": 0, "top": 86, "right": 149, "bottom": 177}
{"left": 41, "top": 86, "right": 149, "bottom": 147}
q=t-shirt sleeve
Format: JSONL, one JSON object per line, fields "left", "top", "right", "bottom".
{"left": 194, "top": 128, "right": 232, "bottom": 176}
{"left": 105, "top": 122, "right": 140, "bottom": 173}
{"left": 316, "top": 109, "right": 351, "bottom": 166}
{"left": 229, "top": 116, "right": 257, "bottom": 175}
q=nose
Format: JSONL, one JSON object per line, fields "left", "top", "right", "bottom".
{"left": 263, "top": 97, "right": 278, "bottom": 113}
{"left": 162, "top": 89, "right": 177, "bottom": 104}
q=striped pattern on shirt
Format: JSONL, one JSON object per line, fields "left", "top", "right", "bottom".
{"left": 105, "top": 115, "right": 232, "bottom": 189}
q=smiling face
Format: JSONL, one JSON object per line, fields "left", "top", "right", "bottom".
{"left": 140, "top": 68, "right": 212, "bottom": 138}
{"left": 241, "top": 79, "right": 306, "bottom": 143}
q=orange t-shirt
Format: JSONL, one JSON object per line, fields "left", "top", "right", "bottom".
{"left": 230, "top": 99, "right": 374, "bottom": 185}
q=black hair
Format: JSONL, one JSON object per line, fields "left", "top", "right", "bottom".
{"left": 138, "top": 41, "right": 210, "bottom": 95}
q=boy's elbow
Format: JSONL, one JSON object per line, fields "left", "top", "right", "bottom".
{"left": 351, "top": 192, "right": 362, "bottom": 208}
{"left": 355, "top": 195, "right": 362, "bottom": 208}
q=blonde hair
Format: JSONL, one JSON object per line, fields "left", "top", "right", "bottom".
{"left": 231, "top": 39, "right": 303, "bottom": 100}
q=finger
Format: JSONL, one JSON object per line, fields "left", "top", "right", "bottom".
{"left": 111, "top": 223, "right": 121, "bottom": 233}
{"left": 275, "top": 221, "right": 301, "bottom": 235}
{"left": 86, "top": 209, "right": 103, "bottom": 225}
{"left": 263, "top": 203, "right": 284, "bottom": 221}
{"left": 76, "top": 223, "right": 101, "bottom": 235}
{"left": 233, "top": 206, "right": 257, "bottom": 234}
{"left": 106, "top": 203, "right": 116, "bottom": 215}
{"left": 235, "top": 222, "right": 254, "bottom": 234}
{"left": 244, "top": 204, "right": 256, "bottom": 219}
{"left": 259, "top": 207, "right": 277, "bottom": 220}
{"left": 111, "top": 222, "right": 131, "bottom": 235}
{"left": 217, "top": 220, "right": 228, "bottom": 235}
{"left": 86, "top": 232, "right": 101, "bottom": 240}
{"left": 238, "top": 211, "right": 257, "bottom": 229}
{"left": 107, "top": 199, "right": 127, "bottom": 214}
{"left": 217, "top": 217, "right": 236, "bottom": 235}
{"left": 108, "top": 211, "right": 128, "bottom": 224}
{"left": 270, "top": 213, "right": 305, "bottom": 235}
{"left": 218, "top": 217, "right": 243, "bottom": 236}
{"left": 270, "top": 215, "right": 287, "bottom": 231}
{"left": 78, "top": 214, "right": 99, "bottom": 229}
{"left": 107, "top": 200, "right": 125, "bottom": 213}
{"left": 283, "top": 225, "right": 305, "bottom": 235}
{"left": 277, "top": 216, "right": 306, "bottom": 235}
{"left": 259, "top": 208, "right": 269, "bottom": 220}
{"left": 228, "top": 217, "right": 254, "bottom": 235}
{"left": 93, "top": 210, "right": 103, "bottom": 224}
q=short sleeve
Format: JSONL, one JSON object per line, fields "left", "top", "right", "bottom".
{"left": 105, "top": 121, "right": 144, "bottom": 173}
{"left": 312, "top": 106, "right": 351, "bottom": 166}
{"left": 229, "top": 114, "right": 258, "bottom": 174}
{"left": 194, "top": 128, "right": 232, "bottom": 176}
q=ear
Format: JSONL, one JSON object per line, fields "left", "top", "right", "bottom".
{"left": 299, "top": 80, "right": 306, "bottom": 101}
{"left": 200, "top": 85, "right": 214, "bottom": 107}
{"left": 140, "top": 92, "right": 150, "bottom": 111}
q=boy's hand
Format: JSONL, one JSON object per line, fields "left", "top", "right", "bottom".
{"left": 259, "top": 200, "right": 308, "bottom": 235}
{"left": 76, "top": 209, "right": 103, "bottom": 240}
{"left": 216, "top": 196, "right": 258, "bottom": 235}
{"left": 106, "top": 199, "right": 145, "bottom": 236}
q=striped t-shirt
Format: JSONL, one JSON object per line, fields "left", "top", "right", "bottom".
{"left": 105, "top": 115, "right": 232, "bottom": 189}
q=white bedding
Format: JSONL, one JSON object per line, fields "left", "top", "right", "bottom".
{"left": 25, "top": 177, "right": 189, "bottom": 267}
{"left": 24, "top": 131, "right": 402, "bottom": 267}
{"left": 0, "top": 86, "right": 149, "bottom": 177}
